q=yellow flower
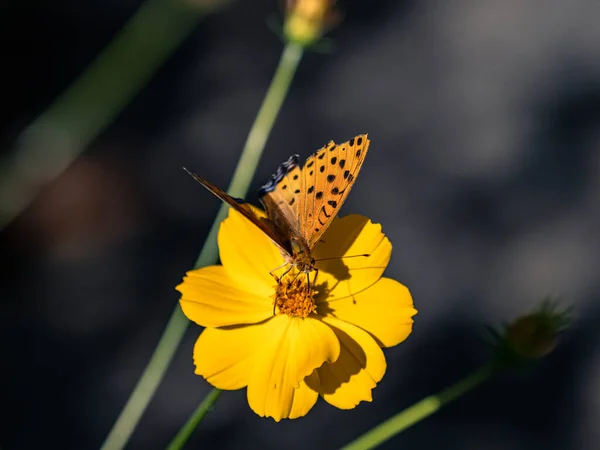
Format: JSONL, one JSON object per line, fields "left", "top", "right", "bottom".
{"left": 176, "top": 208, "right": 417, "bottom": 421}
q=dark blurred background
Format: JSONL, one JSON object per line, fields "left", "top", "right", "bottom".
{"left": 1, "top": 0, "right": 599, "bottom": 449}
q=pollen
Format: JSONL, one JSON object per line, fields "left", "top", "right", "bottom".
{"left": 273, "top": 275, "right": 317, "bottom": 318}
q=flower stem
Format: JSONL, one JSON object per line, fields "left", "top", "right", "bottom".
{"left": 192, "top": 42, "right": 304, "bottom": 267}
{"left": 166, "top": 388, "right": 222, "bottom": 450}
{"left": 100, "top": 42, "right": 303, "bottom": 450}
{"left": 342, "top": 364, "right": 495, "bottom": 450}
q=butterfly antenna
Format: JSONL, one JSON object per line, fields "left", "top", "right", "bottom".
{"left": 314, "top": 254, "right": 370, "bottom": 262}
{"left": 182, "top": 166, "right": 200, "bottom": 180}
{"left": 182, "top": 167, "right": 203, "bottom": 185}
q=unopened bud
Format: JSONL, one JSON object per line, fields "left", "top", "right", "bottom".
{"left": 505, "top": 314, "right": 557, "bottom": 358}
{"left": 490, "top": 298, "right": 572, "bottom": 366}
{"left": 283, "top": 0, "right": 338, "bottom": 47}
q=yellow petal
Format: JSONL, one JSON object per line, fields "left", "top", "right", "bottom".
{"left": 247, "top": 315, "right": 340, "bottom": 421}
{"left": 193, "top": 322, "right": 270, "bottom": 390}
{"left": 177, "top": 265, "right": 272, "bottom": 328}
{"left": 289, "top": 371, "right": 320, "bottom": 419}
{"left": 324, "top": 277, "right": 417, "bottom": 348}
{"left": 219, "top": 207, "right": 285, "bottom": 293}
{"left": 312, "top": 215, "right": 391, "bottom": 301}
{"left": 317, "top": 317, "right": 386, "bottom": 409}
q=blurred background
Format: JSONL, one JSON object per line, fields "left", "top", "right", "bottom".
{"left": 1, "top": 0, "right": 599, "bottom": 448}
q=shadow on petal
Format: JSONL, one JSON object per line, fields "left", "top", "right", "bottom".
{"left": 217, "top": 317, "right": 272, "bottom": 332}
{"left": 313, "top": 277, "right": 332, "bottom": 304}
{"left": 312, "top": 215, "right": 392, "bottom": 301}
{"left": 289, "top": 371, "right": 320, "bottom": 419}
{"left": 314, "top": 215, "right": 374, "bottom": 279}
{"left": 317, "top": 256, "right": 353, "bottom": 282}
{"left": 315, "top": 324, "right": 367, "bottom": 395}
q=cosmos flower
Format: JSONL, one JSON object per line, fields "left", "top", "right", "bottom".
{"left": 176, "top": 208, "right": 416, "bottom": 421}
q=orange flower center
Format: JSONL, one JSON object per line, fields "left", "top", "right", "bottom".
{"left": 273, "top": 275, "right": 317, "bottom": 318}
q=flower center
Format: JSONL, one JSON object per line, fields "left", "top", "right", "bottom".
{"left": 273, "top": 274, "right": 317, "bottom": 318}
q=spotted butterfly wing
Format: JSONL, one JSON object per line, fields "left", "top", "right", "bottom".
{"left": 185, "top": 134, "right": 369, "bottom": 271}
{"left": 258, "top": 155, "right": 305, "bottom": 252}
{"left": 183, "top": 168, "right": 293, "bottom": 257}
{"left": 259, "top": 134, "right": 370, "bottom": 250}
{"left": 298, "top": 134, "right": 370, "bottom": 248}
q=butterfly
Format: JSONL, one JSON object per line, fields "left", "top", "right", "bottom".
{"left": 184, "top": 133, "right": 370, "bottom": 284}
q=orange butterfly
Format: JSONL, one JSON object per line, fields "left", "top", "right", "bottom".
{"left": 185, "top": 134, "right": 370, "bottom": 283}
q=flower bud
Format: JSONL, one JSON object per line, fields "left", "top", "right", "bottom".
{"left": 493, "top": 300, "right": 570, "bottom": 366}
{"left": 283, "top": 0, "right": 337, "bottom": 47}
{"left": 505, "top": 314, "right": 557, "bottom": 358}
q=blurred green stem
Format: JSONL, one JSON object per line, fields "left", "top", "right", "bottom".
{"left": 101, "top": 42, "right": 304, "bottom": 450}
{"left": 0, "top": 0, "right": 209, "bottom": 230}
{"left": 342, "top": 364, "right": 494, "bottom": 450}
{"left": 166, "top": 388, "right": 222, "bottom": 450}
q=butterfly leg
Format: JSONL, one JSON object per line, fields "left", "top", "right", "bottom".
{"left": 279, "top": 264, "right": 294, "bottom": 281}
{"left": 290, "top": 269, "right": 302, "bottom": 285}
{"left": 303, "top": 267, "right": 318, "bottom": 291}
{"left": 269, "top": 261, "right": 290, "bottom": 283}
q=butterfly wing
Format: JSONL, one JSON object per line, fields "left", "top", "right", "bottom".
{"left": 183, "top": 168, "right": 293, "bottom": 257}
{"left": 224, "top": 134, "right": 370, "bottom": 258}
{"left": 258, "top": 155, "right": 306, "bottom": 247}
{"left": 298, "top": 134, "right": 370, "bottom": 249}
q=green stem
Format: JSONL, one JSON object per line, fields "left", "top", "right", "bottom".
{"left": 166, "top": 388, "right": 222, "bottom": 450}
{"left": 342, "top": 365, "right": 495, "bottom": 450}
{"left": 100, "top": 42, "right": 304, "bottom": 450}
{"left": 192, "top": 42, "right": 304, "bottom": 267}
{"left": 0, "top": 0, "right": 211, "bottom": 230}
